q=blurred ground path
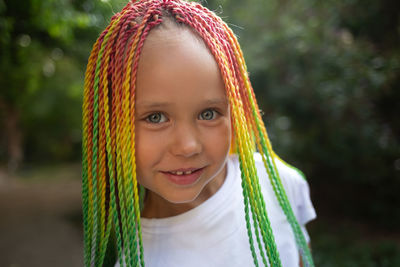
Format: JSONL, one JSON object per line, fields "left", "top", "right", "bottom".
{"left": 1, "top": 165, "right": 400, "bottom": 266}
{"left": 0, "top": 166, "right": 83, "bottom": 267}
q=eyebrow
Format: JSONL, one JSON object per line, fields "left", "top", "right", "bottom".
{"left": 135, "top": 98, "right": 229, "bottom": 108}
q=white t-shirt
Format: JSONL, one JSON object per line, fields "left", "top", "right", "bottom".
{"left": 116, "top": 154, "right": 316, "bottom": 267}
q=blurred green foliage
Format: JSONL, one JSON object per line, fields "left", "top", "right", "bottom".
{"left": 0, "top": 0, "right": 127, "bottom": 166}
{"left": 0, "top": 0, "right": 399, "bottom": 262}
{"left": 311, "top": 218, "right": 400, "bottom": 266}
{"left": 204, "top": 0, "right": 400, "bottom": 229}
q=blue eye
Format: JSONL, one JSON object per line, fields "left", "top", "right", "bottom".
{"left": 146, "top": 112, "right": 167, "bottom": 123}
{"left": 199, "top": 109, "right": 217, "bottom": 120}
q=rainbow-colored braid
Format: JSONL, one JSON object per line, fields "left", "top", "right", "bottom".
{"left": 82, "top": 0, "right": 314, "bottom": 266}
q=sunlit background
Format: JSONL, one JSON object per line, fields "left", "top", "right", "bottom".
{"left": 1, "top": 0, "right": 399, "bottom": 266}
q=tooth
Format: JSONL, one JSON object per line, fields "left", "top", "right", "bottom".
{"left": 184, "top": 170, "right": 192, "bottom": 175}
{"left": 176, "top": 171, "right": 183, "bottom": 175}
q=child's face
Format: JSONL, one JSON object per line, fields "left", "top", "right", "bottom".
{"left": 135, "top": 24, "right": 231, "bottom": 211}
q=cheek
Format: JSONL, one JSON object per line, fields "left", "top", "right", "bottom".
{"left": 135, "top": 127, "right": 161, "bottom": 176}
{"left": 206, "top": 120, "right": 232, "bottom": 157}
{"left": 135, "top": 132, "right": 161, "bottom": 188}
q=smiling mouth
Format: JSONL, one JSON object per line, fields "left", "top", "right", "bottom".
{"left": 161, "top": 168, "right": 205, "bottom": 186}
{"left": 169, "top": 169, "right": 198, "bottom": 175}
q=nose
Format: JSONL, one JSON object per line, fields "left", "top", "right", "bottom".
{"left": 170, "top": 123, "right": 202, "bottom": 158}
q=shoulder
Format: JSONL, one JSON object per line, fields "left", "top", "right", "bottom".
{"left": 229, "top": 152, "right": 307, "bottom": 190}
{"left": 253, "top": 153, "right": 317, "bottom": 225}
{"left": 253, "top": 152, "right": 305, "bottom": 186}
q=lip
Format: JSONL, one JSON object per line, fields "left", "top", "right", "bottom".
{"left": 161, "top": 167, "right": 205, "bottom": 186}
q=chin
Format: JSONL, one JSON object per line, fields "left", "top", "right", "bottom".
{"left": 161, "top": 190, "right": 201, "bottom": 205}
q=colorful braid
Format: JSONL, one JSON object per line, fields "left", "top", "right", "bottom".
{"left": 82, "top": 0, "right": 314, "bottom": 266}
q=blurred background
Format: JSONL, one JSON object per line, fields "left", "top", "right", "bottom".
{"left": 0, "top": 0, "right": 399, "bottom": 266}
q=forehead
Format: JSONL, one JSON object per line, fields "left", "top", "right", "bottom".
{"left": 135, "top": 21, "right": 226, "bottom": 105}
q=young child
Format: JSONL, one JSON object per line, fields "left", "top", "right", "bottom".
{"left": 81, "top": 0, "right": 316, "bottom": 266}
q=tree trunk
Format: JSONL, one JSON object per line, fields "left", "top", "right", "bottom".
{"left": 0, "top": 100, "right": 23, "bottom": 173}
